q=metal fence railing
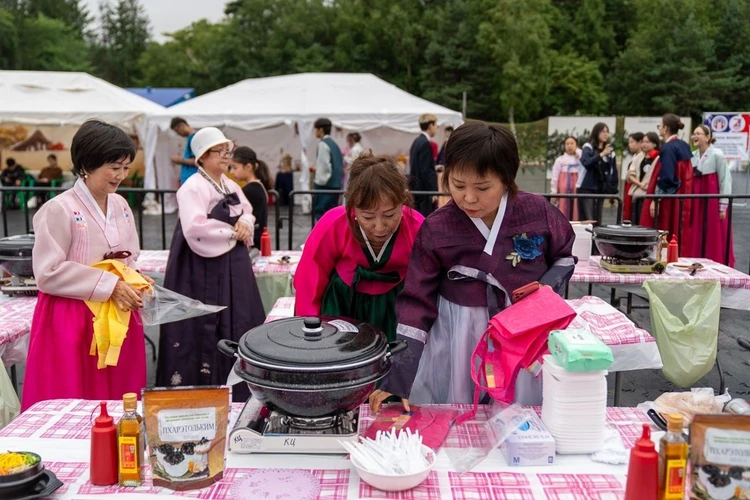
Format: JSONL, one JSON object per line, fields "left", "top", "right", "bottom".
{"left": 3, "top": 186, "right": 747, "bottom": 272}
{"left": 1, "top": 186, "right": 281, "bottom": 251}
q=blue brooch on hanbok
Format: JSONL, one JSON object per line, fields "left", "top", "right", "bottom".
{"left": 506, "top": 233, "right": 544, "bottom": 267}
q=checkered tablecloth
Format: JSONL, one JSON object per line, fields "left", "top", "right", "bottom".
{"left": 136, "top": 250, "right": 301, "bottom": 276}
{"left": 0, "top": 399, "right": 650, "bottom": 499}
{"left": 0, "top": 294, "right": 35, "bottom": 366}
{"left": 571, "top": 257, "right": 750, "bottom": 311}
{"left": 264, "top": 296, "right": 662, "bottom": 372}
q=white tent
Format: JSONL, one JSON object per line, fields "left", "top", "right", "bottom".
{"left": 144, "top": 73, "right": 464, "bottom": 211}
{"left": 0, "top": 70, "right": 165, "bottom": 143}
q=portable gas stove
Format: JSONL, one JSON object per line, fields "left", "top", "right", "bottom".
{"left": 228, "top": 397, "right": 360, "bottom": 454}
{"left": 599, "top": 256, "right": 665, "bottom": 274}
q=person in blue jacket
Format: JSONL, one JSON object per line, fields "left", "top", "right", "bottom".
{"left": 577, "top": 122, "right": 618, "bottom": 224}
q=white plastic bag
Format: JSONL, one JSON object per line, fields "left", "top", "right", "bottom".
{"left": 139, "top": 285, "right": 226, "bottom": 326}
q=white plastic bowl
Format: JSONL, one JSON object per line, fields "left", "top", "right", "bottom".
{"left": 350, "top": 444, "right": 436, "bottom": 492}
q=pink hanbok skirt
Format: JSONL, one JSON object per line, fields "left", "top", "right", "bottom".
{"left": 686, "top": 173, "right": 735, "bottom": 267}
{"left": 21, "top": 292, "right": 146, "bottom": 411}
{"left": 554, "top": 171, "right": 579, "bottom": 221}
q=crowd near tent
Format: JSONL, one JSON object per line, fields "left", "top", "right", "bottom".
{"left": 143, "top": 72, "right": 464, "bottom": 208}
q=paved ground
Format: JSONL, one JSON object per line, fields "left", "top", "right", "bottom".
{"left": 3, "top": 178, "right": 749, "bottom": 407}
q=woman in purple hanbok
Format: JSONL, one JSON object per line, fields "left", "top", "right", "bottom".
{"left": 370, "top": 123, "right": 576, "bottom": 411}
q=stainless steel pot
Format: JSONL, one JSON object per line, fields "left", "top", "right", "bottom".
{"left": 218, "top": 316, "right": 406, "bottom": 418}
{"left": 590, "top": 222, "right": 663, "bottom": 260}
{"left": 0, "top": 234, "right": 35, "bottom": 278}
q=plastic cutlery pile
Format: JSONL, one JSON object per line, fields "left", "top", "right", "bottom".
{"left": 340, "top": 429, "right": 430, "bottom": 475}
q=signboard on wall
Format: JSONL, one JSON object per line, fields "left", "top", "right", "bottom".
{"left": 622, "top": 116, "right": 692, "bottom": 142}
{"left": 703, "top": 112, "right": 750, "bottom": 162}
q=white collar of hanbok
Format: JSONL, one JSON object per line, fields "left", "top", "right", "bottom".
{"left": 359, "top": 225, "right": 395, "bottom": 263}
{"left": 74, "top": 178, "right": 113, "bottom": 230}
{"left": 470, "top": 193, "right": 508, "bottom": 256}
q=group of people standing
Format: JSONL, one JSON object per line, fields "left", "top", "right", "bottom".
{"left": 550, "top": 113, "right": 734, "bottom": 265}
{"left": 21, "top": 117, "right": 577, "bottom": 413}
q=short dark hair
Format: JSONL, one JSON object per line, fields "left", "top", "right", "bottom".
{"left": 419, "top": 120, "right": 436, "bottom": 132}
{"left": 314, "top": 118, "right": 332, "bottom": 135}
{"left": 47, "top": 153, "right": 57, "bottom": 161}
{"left": 589, "top": 122, "right": 609, "bottom": 149}
{"left": 629, "top": 132, "right": 644, "bottom": 142}
{"left": 349, "top": 132, "right": 361, "bottom": 142}
{"left": 6, "top": 158, "right": 16, "bottom": 167}
{"left": 443, "top": 122, "right": 519, "bottom": 198}
{"left": 170, "top": 117, "right": 188, "bottom": 130}
{"left": 662, "top": 113, "right": 684, "bottom": 135}
{"left": 71, "top": 120, "right": 136, "bottom": 177}
{"left": 643, "top": 132, "right": 661, "bottom": 151}
{"left": 345, "top": 154, "right": 412, "bottom": 245}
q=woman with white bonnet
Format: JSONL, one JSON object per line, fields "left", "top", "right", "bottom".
{"left": 157, "top": 127, "right": 266, "bottom": 401}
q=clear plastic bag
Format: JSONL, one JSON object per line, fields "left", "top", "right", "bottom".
{"left": 445, "top": 403, "right": 533, "bottom": 473}
{"left": 637, "top": 388, "right": 731, "bottom": 427}
{"left": 138, "top": 285, "right": 226, "bottom": 326}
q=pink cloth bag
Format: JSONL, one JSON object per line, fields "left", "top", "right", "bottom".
{"left": 457, "top": 285, "right": 576, "bottom": 423}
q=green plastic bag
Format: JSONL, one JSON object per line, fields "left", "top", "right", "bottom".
{"left": 0, "top": 366, "right": 20, "bottom": 428}
{"left": 643, "top": 279, "right": 721, "bottom": 388}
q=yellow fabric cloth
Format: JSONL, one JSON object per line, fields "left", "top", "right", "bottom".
{"left": 85, "top": 260, "right": 151, "bottom": 369}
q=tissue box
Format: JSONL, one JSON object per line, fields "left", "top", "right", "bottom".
{"left": 500, "top": 412, "right": 556, "bottom": 467}
{"left": 548, "top": 329, "right": 613, "bottom": 372}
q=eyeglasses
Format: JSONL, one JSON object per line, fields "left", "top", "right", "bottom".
{"left": 692, "top": 132, "right": 706, "bottom": 137}
{"left": 208, "top": 146, "right": 235, "bottom": 158}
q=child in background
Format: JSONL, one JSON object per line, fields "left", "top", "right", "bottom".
{"left": 371, "top": 122, "right": 576, "bottom": 411}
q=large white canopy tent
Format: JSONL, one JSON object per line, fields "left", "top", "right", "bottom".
{"left": 0, "top": 70, "right": 165, "bottom": 144}
{"left": 144, "top": 73, "right": 464, "bottom": 211}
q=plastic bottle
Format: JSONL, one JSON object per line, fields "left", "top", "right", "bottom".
{"left": 624, "top": 424, "right": 658, "bottom": 500}
{"left": 667, "top": 235, "right": 679, "bottom": 263}
{"left": 658, "top": 414, "right": 688, "bottom": 499}
{"left": 90, "top": 402, "right": 118, "bottom": 486}
{"left": 260, "top": 227, "right": 272, "bottom": 257}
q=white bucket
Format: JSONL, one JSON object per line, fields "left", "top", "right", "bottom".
{"left": 571, "top": 223, "right": 593, "bottom": 261}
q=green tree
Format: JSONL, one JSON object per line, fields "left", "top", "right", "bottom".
{"left": 545, "top": 50, "right": 609, "bottom": 115}
{"left": 571, "top": 0, "right": 617, "bottom": 70}
{"left": 92, "top": 0, "right": 151, "bottom": 86}
{"left": 609, "top": 0, "right": 746, "bottom": 118}
{"left": 0, "top": 9, "right": 18, "bottom": 69}
{"left": 19, "top": 0, "right": 90, "bottom": 35}
{"left": 712, "top": 0, "right": 750, "bottom": 109}
{"left": 476, "top": 0, "right": 555, "bottom": 129}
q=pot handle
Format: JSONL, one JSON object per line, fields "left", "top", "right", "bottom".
{"left": 217, "top": 339, "right": 239, "bottom": 358}
{"left": 386, "top": 340, "right": 408, "bottom": 358}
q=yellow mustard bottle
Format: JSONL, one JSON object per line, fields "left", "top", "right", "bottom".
{"left": 117, "top": 393, "right": 143, "bottom": 486}
{"left": 658, "top": 413, "right": 688, "bottom": 499}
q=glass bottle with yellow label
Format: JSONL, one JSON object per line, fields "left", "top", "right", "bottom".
{"left": 658, "top": 413, "right": 688, "bottom": 499}
{"left": 118, "top": 393, "right": 143, "bottom": 486}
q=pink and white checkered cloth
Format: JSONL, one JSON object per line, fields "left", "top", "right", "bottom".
{"left": 3, "top": 399, "right": 648, "bottom": 499}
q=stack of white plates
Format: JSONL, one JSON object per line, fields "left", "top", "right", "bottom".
{"left": 541, "top": 354, "right": 608, "bottom": 454}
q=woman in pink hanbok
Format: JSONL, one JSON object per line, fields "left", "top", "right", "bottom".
{"left": 550, "top": 136, "right": 582, "bottom": 220}
{"left": 294, "top": 154, "right": 423, "bottom": 342}
{"left": 688, "top": 125, "right": 734, "bottom": 266}
{"left": 23, "top": 121, "right": 149, "bottom": 410}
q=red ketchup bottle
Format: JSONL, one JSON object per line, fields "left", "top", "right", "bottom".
{"left": 624, "top": 424, "right": 658, "bottom": 500}
{"left": 260, "top": 227, "right": 272, "bottom": 257}
{"left": 90, "top": 401, "right": 118, "bottom": 486}
{"left": 667, "top": 235, "right": 679, "bottom": 263}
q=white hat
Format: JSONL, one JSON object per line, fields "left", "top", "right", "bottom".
{"left": 190, "top": 127, "right": 232, "bottom": 160}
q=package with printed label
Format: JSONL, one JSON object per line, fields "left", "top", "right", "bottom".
{"left": 500, "top": 411, "right": 556, "bottom": 467}
{"left": 142, "top": 387, "right": 231, "bottom": 491}
{"left": 548, "top": 329, "right": 613, "bottom": 372}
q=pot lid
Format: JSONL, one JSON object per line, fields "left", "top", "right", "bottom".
{"left": 0, "top": 234, "right": 35, "bottom": 255}
{"left": 593, "top": 222, "right": 661, "bottom": 239}
{"left": 238, "top": 316, "right": 387, "bottom": 368}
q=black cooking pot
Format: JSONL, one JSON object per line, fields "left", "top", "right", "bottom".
{"left": 590, "top": 222, "right": 663, "bottom": 260}
{"left": 218, "top": 316, "right": 407, "bottom": 418}
{"left": 0, "top": 234, "right": 35, "bottom": 278}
